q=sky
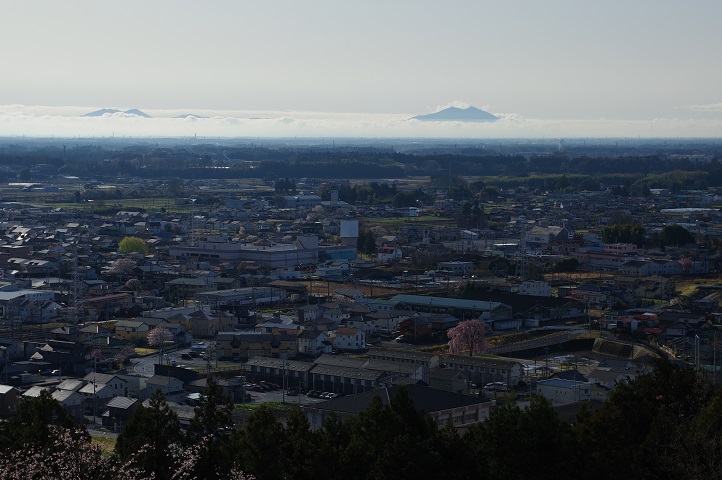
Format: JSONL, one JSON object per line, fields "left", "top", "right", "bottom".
{"left": 1, "top": 1, "right": 722, "bottom": 138}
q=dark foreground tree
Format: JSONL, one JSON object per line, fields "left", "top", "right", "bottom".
{"left": 186, "top": 376, "right": 235, "bottom": 480}
{"left": 0, "top": 389, "right": 77, "bottom": 451}
{"left": 115, "top": 390, "right": 183, "bottom": 480}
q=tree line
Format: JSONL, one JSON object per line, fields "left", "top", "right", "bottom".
{"left": 5, "top": 143, "right": 722, "bottom": 186}
{"left": 1, "top": 361, "right": 721, "bottom": 480}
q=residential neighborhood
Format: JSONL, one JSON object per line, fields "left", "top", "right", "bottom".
{"left": 0, "top": 141, "right": 721, "bottom": 479}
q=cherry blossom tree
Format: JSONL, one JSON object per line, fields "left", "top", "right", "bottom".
{"left": 0, "top": 425, "right": 254, "bottom": 480}
{"left": 447, "top": 319, "right": 489, "bottom": 356}
{"left": 148, "top": 326, "right": 174, "bottom": 364}
{"left": 108, "top": 257, "right": 137, "bottom": 282}
{"left": 112, "top": 345, "right": 136, "bottom": 369}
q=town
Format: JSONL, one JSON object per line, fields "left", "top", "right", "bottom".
{"left": 0, "top": 137, "right": 721, "bottom": 478}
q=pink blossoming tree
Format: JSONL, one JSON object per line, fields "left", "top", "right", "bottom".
{"left": 447, "top": 319, "right": 489, "bottom": 356}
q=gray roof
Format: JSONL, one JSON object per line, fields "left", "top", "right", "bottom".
{"left": 246, "top": 356, "right": 315, "bottom": 372}
{"left": 308, "top": 384, "right": 491, "bottom": 414}
{"left": 107, "top": 396, "right": 138, "bottom": 410}
{"left": 57, "top": 379, "right": 85, "bottom": 391}
{"left": 310, "top": 364, "right": 384, "bottom": 381}
{"left": 0, "top": 385, "right": 17, "bottom": 395}
{"left": 83, "top": 372, "right": 125, "bottom": 385}
{"left": 314, "top": 354, "right": 366, "bottom": 369}
{"left": 362, "top": 359, "right": 419, "bottom": 375}
{"left": 389, "top": 294, "right": 507, "bottom": 311}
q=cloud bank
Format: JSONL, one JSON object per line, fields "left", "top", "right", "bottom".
{"left": 0, "top": 105, "right": 721, "bottom": 139}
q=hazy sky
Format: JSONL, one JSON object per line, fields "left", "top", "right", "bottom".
{"left": 2, "top": 1, "right": 722, "bottom": 137}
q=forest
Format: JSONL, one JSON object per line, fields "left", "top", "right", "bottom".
{"left": 0, "top": 360, "right": 720, "bottom": 480}
{"left": 3, "top": 142, "right": 722, "bottom": 191}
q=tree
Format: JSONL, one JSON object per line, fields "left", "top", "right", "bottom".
{"left": 109, "top": 257, "right": 137, "bottom": 283}
{"left": 118, "top": 236, "right": 148, "bottom": 255}
{"left": 660, "top": 224, "right": 696, "bottom": 247}
{"left": 0, "top": 426, "right": 150, "bottom": 480}
{"left": 600, "top": 223, "right": 646, "bottom": 247}
{"left": 147, "top": 326, "right": 174, "bottom": 364}
{"left": 112, "top": 345, "right": 136, "bottom": 369}
{"left": 236, "top": 403, "right": 286, "bottom": 480}
{"left": 554, "top": 257, "right": 580, "bottom": 272}
{"left": 186, "top": 377, "right": 235, "bottom": 480}
{"left": 0, "top": 389, "right": 76, "bottom": 451}
{"left": 447, "top": 319, "right": 488, "bottom": 356}
{"left": 115, "top": 390, "right": 183, "bottom": 480}
{"left": 124, "top": 278, "right": 143, "bottom": 291}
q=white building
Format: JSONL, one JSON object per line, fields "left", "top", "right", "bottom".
{"left": 536, "top": 378, "right": 590, "bottom": 404}
{"left": 331, "top": 327, "right": 365, "bottom": 351}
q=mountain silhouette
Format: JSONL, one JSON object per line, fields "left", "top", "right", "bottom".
{"left": 82, "top": 108, "right": 152, "bottom": 118}
{"left": 412, "top": 106, "right": 497, "bottom": 122}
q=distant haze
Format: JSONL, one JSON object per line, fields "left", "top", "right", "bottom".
{"left": 0, "top": 104, "right": 721, "bottom": 139}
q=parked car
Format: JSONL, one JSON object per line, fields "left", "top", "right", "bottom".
{"left": 181, "top": 353, "right": 193, "bottom": 360}
{"left": 484, "top": 382, "right": 509, "bottom": 392}
{"left": 306, "top": 390, "right": 320, "bottom": 398}
{"left": 286, "top": 388, "right": 298, "bottom": 396}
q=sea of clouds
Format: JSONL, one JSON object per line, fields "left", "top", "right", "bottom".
{"left": 0, "top": 104, "right": 721, "bottom": 139}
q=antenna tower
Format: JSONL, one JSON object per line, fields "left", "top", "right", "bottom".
{"left": 515, "top": 223, "right": 527, "bottom": 281}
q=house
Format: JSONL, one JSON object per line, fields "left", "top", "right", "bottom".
{"left": 536, "top": 378, "right": 591, "bottom": 404}
{"left": 331, "top": 327, "right": 366, "bottom": 352}
{"left": 428, "top": 368, "right": 471, "bottom": 395}
{"left": 245, "top": 357, "right": 316, "bottom": 392}
{"left": 344, "top": 315, "right": 376, "bottom": 337}
{"left": 51, "top": 389, "right": 85, "bottom": 418}
{"left": 297, "top": 330, "right": 332, "bottom": 357}
{"left": 215, "top": 331, "right": 298, "bottom": 360}
{"left": 442, "top": 355, "right": 524, "bottom": 388}
{"left": 114, "top": 320, "right": 150, "bottom": 341}
{"left": 308, "top": 362, "right": 388, "bottom": 396}
{"left": 437, "top": 261, "right": 474, "bottom": 276}
{"left": 83, "top": 372, "right": 128, "bottom": 397}
{"left": 0, "top": 339, "right": 23, "bottom": 364}
{"left": 377, "top": 246, "right": 402, "bottom": 263}
{"left": 586, "top": 365, "right": 639, "bottom": 393}
{"left": 0, "top": 384, "right": 20, "bottom": 417}
{"left": 101, "top": 396, "right": 139, "bottom": 430}
{"left": 139, "top": 375, "right": 185, "bottom": 401}
{"left": 525, "top": 225, "right": 573, "bottom": 250}
{"left": 186, "top": 310, "right": 221, "bottom": 338}
{"left": 303, "top": 384, "right": 494, "bottom": 430}
{"left": 398, "top": 317, "right": 432, "bottom": 341}
{"left": 26, "top": 340, "right": 86, "bottom": 375}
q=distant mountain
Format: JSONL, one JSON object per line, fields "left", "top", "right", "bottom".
{"left": 174, "top": 114, "right": 208, "bottom": 119}
{"left": 82, "top": 108, "right": 152, "bottom": 118}
{"left": 412, "top": 106, "right": 498, "bottom": 123}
